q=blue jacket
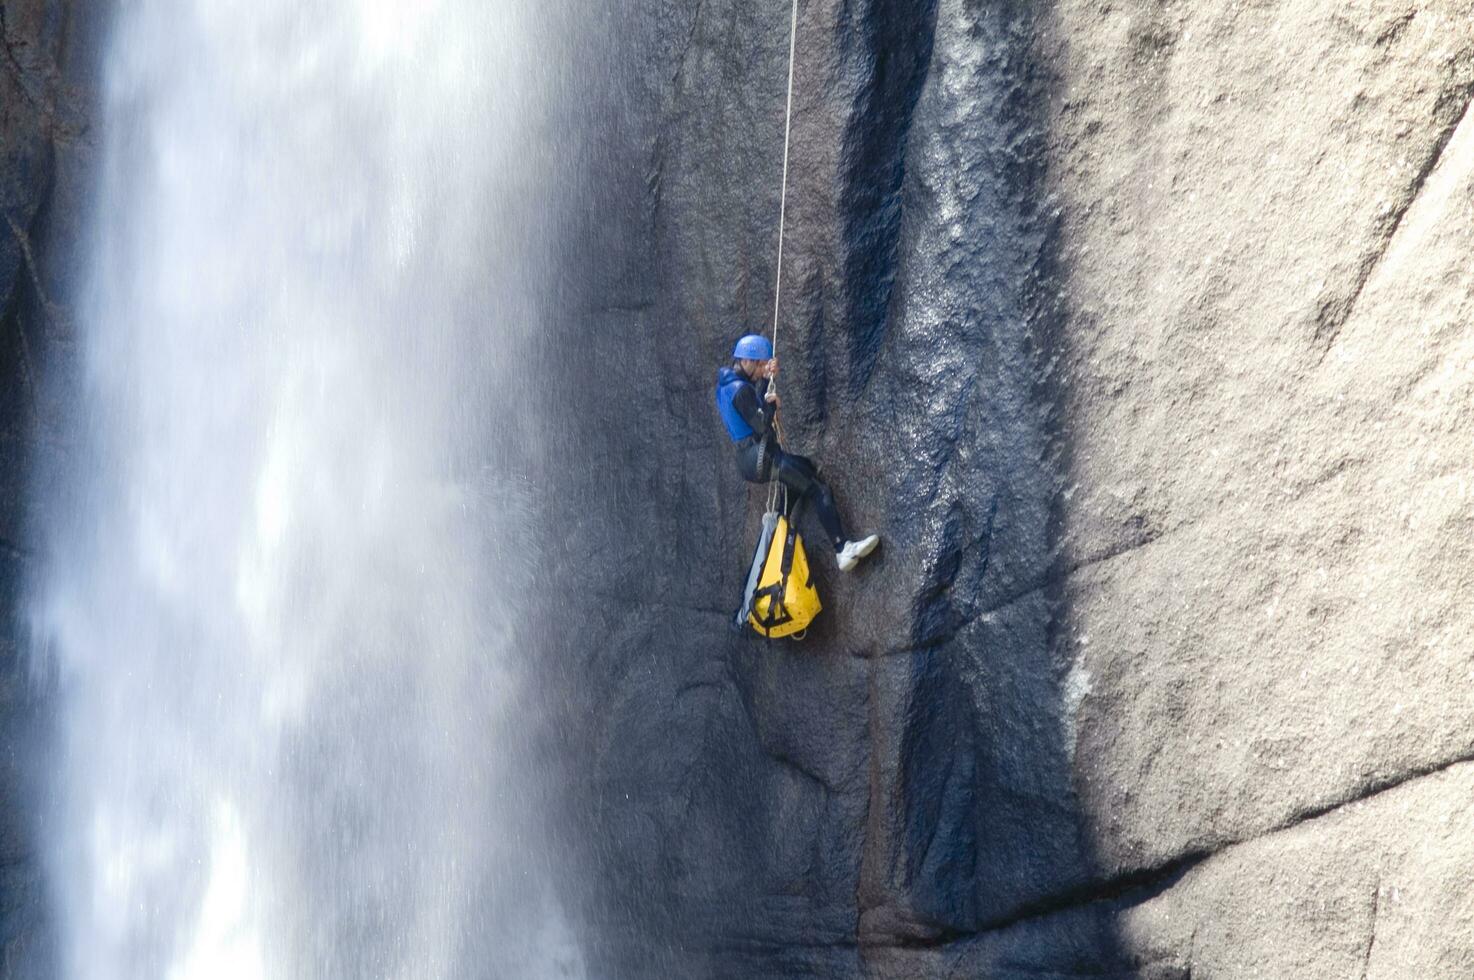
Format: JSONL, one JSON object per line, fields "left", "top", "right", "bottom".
{"left": 714, "top": 365, "right": 774, "bottom": 443}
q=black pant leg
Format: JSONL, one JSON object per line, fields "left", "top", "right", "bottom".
{"left": 774, "top": 450, "right": 846, "bottom": 550}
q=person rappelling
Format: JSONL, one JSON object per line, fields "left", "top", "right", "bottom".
{"left": 716, "top": 335, "right": 880, "bottom": 572}
{"left": 722, "top": 0, "right": 875, "bottom": 640}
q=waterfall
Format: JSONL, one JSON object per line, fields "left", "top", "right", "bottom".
{"left": 29, "top": 2, "right": 583, "bottom": 976}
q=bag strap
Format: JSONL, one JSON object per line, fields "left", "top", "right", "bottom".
{"left": 753, "top": 518, "right": 796, "bottom": 632}
{"left": 753, "top": 581, "right": 794, "bottom": 631}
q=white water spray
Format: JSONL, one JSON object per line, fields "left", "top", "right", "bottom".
{"left": 31, "top": 2, "right": 583, "bottom": 977}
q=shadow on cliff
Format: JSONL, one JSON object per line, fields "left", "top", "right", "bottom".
{"left": 530, "top": 0, "right": 1162, "bottom": 977}
{"left": 844, "top": 2, "right": 1197, "bottom": 975}
{"left": 831, "top": 1, "right": 1155, "bottom": 976}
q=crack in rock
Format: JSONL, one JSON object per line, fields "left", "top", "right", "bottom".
{"left": 2, "top": 208, "right": 50, "bottom": 423}
{"left": 1315, "top": 84, "right": 1474, "bottom": 364}
{"left": 860, "top": 519, "right": 1180, "bottom": 662}
{"left": 917, "top": 750, "right": 1474, "bottom": 947}
{"left": 1360, "top": 876, "right": 1381, "bottom": 980}
{"left": 0, "top": 7, "right": 47, "bottom": 118}
{"left": 670, "top": 0, "right": 704, "bottom": 88}
{"left": 0, "top": 6, "right": 86, "bottom": 142}
{"left": 956, "top": 522, "right": 1174, "bottom": 629}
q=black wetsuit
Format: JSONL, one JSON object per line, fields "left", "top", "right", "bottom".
{"left": 728, "top": 371, "right": 847, "bottom": 550}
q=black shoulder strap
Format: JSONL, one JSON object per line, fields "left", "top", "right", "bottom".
{"left": 778, "top": 517, "right": 798, "bottom": 579}
{"left": 754, "top": 583, "right": 794, "bottom": 632}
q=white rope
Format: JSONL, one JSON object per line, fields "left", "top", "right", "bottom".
{"left": 768, "top": 0, "right": 799, "bottom": 398}
{"left": 766, "top": 0, "right": 800, "bottom": 517}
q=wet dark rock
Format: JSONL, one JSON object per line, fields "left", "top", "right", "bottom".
{"left": 542, "top": 0, "right": 1099, "bottom": 974}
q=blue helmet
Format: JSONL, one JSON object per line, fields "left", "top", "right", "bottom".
{"left": 732, "top": 334, "right": 773, "bottom": 361}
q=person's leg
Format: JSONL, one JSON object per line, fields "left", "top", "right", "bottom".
{"left": 773, "top": 450, "right": 846, "bottom": 550}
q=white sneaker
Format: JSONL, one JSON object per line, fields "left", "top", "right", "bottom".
{"left": 837, "top": 534, "right": 880, "bottom": 572}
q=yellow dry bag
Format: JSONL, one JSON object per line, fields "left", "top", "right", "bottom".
{"left": 743, "top": 512, "right": 821, "bottom": 639}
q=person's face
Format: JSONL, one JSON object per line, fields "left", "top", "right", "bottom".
{"left": 739, "top": 358, "right": 762, "bottom": 378}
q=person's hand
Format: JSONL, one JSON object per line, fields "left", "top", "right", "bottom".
{"left": 764, "top": 357, "right": 779, "bottom": 379}
{"left": 765, "top": 391, "right": 781, "bottom": 407}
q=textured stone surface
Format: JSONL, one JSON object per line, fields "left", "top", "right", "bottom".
{"left": 545, "top": 0, "right": 1474, "bottom": 977}
{"left": 0, "top": 0, "right": 101, "bottom": 975}
{"left": 1047, "top": 0, "right": 1474, "bottom": 879}
{"left": 5, "top": 0, "right": 1474, "bottom": 977}
{"left": 872, "top": 760, "right": 1474, "bottom": 979}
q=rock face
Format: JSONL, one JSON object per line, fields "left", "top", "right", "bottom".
{"left": 543, "top": 0, "right": 1474, "bottom": 977}
{"left": 0, "top": 0, "right": 102, "bottom": 974}
{"left": 5, "top": 0, "right": 1474, "bottom": 978}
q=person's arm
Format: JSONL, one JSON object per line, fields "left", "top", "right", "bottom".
{"left": 731, "top": 380, "right": 776, "bottom": 438}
